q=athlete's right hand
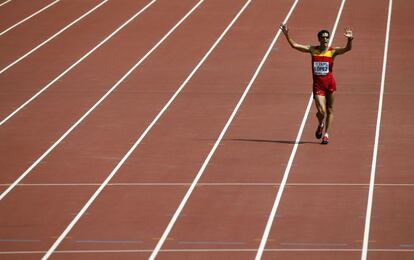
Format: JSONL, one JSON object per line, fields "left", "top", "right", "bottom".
{"left": 280, "top": 24, "right": 289, "bottom": 35}
{"left": 344, "top": 26, "right": 353, "bottom": 40}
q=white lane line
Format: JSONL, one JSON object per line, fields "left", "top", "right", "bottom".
{"left": 0, "top": 0, "right": 158, "bottom": 201}
{"left": 0, "top": 0, "right": 61, "bottom": 37}
{"left": 361, "top": 0, "right": 393, "bottom": 259}
{"left": 0, "top": 0, "right": 108, "bottom": 75}
{"left": 4, "top": 182, "right": 414, "bottom": 187}
{"left": 0, "top": 0, "right": 12, "bottom": 8}
{"left": 3, "top": 248, "right": 414, "bottom": 254}
{"left": 40, "top": 1, "right": 205, "bottom": 259}
{"left": 0, "top": 0, "right": 155, "bottom": 127}
{"left": 255, "top": 0, "right": 346, "bottom": 259}
{"left": 149, "top": 1, "right": 299, "bottom": 259}
{"left": 280, "top": 242, "right": 348, "bottom": 247}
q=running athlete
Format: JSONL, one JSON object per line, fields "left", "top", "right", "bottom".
{"left": 279, "top": 24, "right": 353, "bottom": 144}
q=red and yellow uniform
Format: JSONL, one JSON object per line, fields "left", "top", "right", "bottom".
{"left": 310, "top": 47, "right": 336, "bottom": 96}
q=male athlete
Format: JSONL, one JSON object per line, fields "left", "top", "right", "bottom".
{"left": 280, "top": 24, "right": 353, "bottom": 144}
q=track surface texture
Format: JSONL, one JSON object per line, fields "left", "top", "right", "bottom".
{"left": 1, "top": 0, "right": 413, "bottom": 259}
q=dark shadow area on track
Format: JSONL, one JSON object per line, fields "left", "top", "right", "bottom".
{"left": 228, "top": 138, "right": 319, "bottom": 145}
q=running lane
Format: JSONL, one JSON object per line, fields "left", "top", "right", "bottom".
{"left": 0, "top": 0, "right": 153, "bottom": 120}
{"left": 154, "top": 0, "right": 344, "bottom": 259}
{"left": 0, "top": 0, "right": 198, "bottom": 186}
{"left": 0, "top": 0, "right": 247, "bottom": 257}
{"left": 261, "top": 0, "right": 390, "bottom": 259}
{"left": 0, "top": 0, "right": 58, "bottom": 31}
{"left": 35, "top": 0, "right": 294, "bottom": 259}
{"left": 0, "top": 0, "right": 103, "bottom": 67}
{"left": 366, "top": 0, "right": 414, "bottom": 259}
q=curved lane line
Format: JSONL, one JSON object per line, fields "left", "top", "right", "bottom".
{"left": 149, "top": 0, "right": 299, "bottom": 259}
{"left": 0, "top": 0, "right": 157, "bottom": 200}
{"left": 0, "top": 0, "right": 156, "bottom": 126}
{"left": 0, "top": 0, "right": 108, "bottom": 75}
{"left": 0, "top": 0, "right": 12, "bottom": 8}
{"left": 39, "top": 1, "right": 205, "bottom": 258}
{"left": 0, "top": 0, "right": 61, "bottom": 37}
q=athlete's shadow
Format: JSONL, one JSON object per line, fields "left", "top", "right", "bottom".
{"left": 229, "top": 138, "right": 319, "bottom": 145}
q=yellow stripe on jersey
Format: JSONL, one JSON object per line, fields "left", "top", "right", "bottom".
{"left": 310, "top": 47, "right": 334, "bottom": 57}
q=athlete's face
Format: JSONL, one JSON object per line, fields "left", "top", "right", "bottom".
{"left": 319, "top": 33, "right": 330, "bottom": 46}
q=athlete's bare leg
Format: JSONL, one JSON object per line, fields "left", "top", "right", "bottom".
{"left": 314, "top": 94, "right": 326, "bottom": 127}
{"left": 324, "top": 91, "right": 335, "bottom": 135}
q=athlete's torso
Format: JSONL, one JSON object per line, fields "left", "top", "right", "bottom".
{"left": 310, "top": 46, "right": 335, "bottom": 78}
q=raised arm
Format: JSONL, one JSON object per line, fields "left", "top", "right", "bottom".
{"left": 333, "top": 26, "right": 353, "bottom": 56}
{"left": 280, "top": 24, "right": 310, "bottom": 53}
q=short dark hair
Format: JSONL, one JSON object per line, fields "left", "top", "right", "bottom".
{"left": 317, "top": 30, "right": 330, "bottom": 38}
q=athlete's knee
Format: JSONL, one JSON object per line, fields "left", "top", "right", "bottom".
{"left": 318, "top": 109, "right": 327, "bottom": 118}
{"left": 327, "top": 106, "right": 334, "bottom": 115}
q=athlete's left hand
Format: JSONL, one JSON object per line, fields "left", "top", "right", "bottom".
{"left": 344, "top": 26, "right": 353, "bottom": 40}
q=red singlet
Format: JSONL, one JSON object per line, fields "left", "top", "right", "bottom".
{"left": 311, "top": 46, "right": 336, "bottom": 96}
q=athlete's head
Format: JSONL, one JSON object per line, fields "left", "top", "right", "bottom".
{"left": 317, "top": 30, "right": 330, "bottom": 46}
{"left": 317, "top": 30, "right": 330, "bottom": 40}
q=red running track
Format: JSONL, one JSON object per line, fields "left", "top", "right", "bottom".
{"left": 0, "top": 0, "right": 105, "bottom": 68}
{"left": 0, "top": 0, "right": 60, "bottom": 32}
{"left": 0, "top": 0, "right": 413, "bottom": 259}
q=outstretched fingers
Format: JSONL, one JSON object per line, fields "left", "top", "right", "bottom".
{"left": 344, "top": 26, "right": 353, "bottom": 38}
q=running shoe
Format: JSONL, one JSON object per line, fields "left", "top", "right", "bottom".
{"left": 315, "top": 124, "right": 324, "bottom": 139}
{"left": 321, "top": 135, "right": 329, "bottom": 145}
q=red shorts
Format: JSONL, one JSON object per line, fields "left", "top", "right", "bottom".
{"left": 313, "top": 75, "right": 336, "bottom": 96}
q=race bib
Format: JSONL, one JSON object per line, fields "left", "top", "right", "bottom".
{"left": 313, "top": 61, "right": 329, "bottom": 75}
